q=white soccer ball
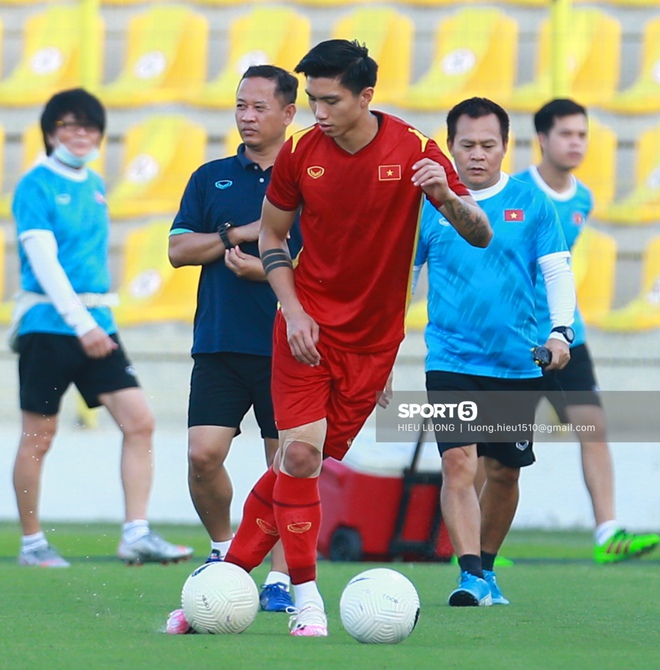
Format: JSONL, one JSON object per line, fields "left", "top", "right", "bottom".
{"left": 181, "top": 562, "right": 259, "bottom": 634}
{"left": 340, "top": 568, "right": 420, "bottom": 644}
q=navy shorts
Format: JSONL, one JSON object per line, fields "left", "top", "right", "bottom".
{"left": 18, "top": 332, "right": 140, "bottom": 415}
{"left": 426, "top": 370, "right": 541, "bottom": 469}
{"left": 540, "top": 343, "right": 601, "bottom": 422}
{"left": 188, "top": 352, "right": 277, "bottom": 439}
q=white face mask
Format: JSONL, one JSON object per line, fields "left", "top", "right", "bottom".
{"left": 53, "top": 142, "right": 100, "bottom": 169}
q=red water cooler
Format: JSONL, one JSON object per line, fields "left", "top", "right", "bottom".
{"left": 317, "top": 432, "right": 453, "bottom": 562}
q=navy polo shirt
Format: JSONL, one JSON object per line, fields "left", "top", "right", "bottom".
{"left": 171, "top": 145, "right": 302, "bottom": 356}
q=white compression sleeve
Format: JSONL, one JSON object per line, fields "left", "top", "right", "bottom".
{"left": 19, "top": 229, "right": 98, "bottom": 337}
{"left": 538, "top": 251, "right": 576, "bottom": 334}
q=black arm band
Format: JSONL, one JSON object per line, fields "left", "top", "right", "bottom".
{"left": 217, "top": 222, "right": 234, "bottom": 250}
{"left": 262, "top": 249, "right": 293, "bottom": 275}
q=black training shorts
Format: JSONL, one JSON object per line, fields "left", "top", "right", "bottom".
{"left": 188, "top": 352, "right": 277, "bottom": 439}
{"left": 18, "top": 332, "right": 140, "bottom": 415}
{"left": 426, "top": 370, "right": 541, "bottom": 469}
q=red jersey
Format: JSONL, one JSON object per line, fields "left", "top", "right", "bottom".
{"left": 266, "top": 112, "right": 468, "bottom": 353}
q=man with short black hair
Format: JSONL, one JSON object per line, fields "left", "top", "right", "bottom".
{"left": 223, "top": 40, "right": 492, "bottom": 636}
{"left": 416, "top": 96, "right": 575, "bottom": 607}
{"left": 166, "top": 66, "right": 302, "bottom": 631}
{"left": 515, "top": 98, "right": 659, "bottom": 563}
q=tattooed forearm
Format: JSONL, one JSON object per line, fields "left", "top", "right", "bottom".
{"left": 441, "top": 197, "right": 492, "bottom": 248}
{"left": 261, "top": 248, "right": 293, "bottom": 275}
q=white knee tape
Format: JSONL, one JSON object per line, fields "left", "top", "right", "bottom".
{"left": 279, "top": 419, "right": 327, "bottom": 477}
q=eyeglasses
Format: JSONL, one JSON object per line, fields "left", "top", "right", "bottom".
{"left": 55, "top": 120, "right": 101, "bottom": 132}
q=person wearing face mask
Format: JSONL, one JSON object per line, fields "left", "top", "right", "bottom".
{"left": 10, "top": 88, "right": 194, "bottom": 568}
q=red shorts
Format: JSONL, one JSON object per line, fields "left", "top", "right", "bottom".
{"left": 271, "top": 311, "right": 399, "bottom": 461}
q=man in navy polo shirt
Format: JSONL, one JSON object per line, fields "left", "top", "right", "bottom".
{"left": 166, "top": 66, "right": 302, "bottom": 625}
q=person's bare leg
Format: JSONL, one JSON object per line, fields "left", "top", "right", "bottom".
{"left": 100, "top": 387, "right": 155, "bottom": 522}
{"left": 187, "top": 425, "right": 235, "bottom": 542}
{"left": 13, "top": 411, "right": 58, "bottom": 536}
{"left": 474, "top": 455, "right": 487, "bottom": 499}
{"left": 565, "top": 405, "right": 615, "bottom": 526}
{"left": 480, "top": 457, "right": 520, "bottom": 555}
{"left": 440, "top": 445, "right": 480, "bottom": 557}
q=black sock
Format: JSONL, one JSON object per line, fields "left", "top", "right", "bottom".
{"left": 458, "top": 554, "right": 483, "bottom": 579}
{"left": 481, "top": 551, "right": 497, "bottom": 572}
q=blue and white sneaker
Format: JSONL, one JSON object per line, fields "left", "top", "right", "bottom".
{"left": 448, "top": 571, "right": 492, "bottom": 607}
{"left": 205, "top": 549, "right": 222, "bottom": 563}
{"left": 483, "top": 569, "right": 510, "bottom": 605}
{"left": 260, "top": 582, "right": 295, "bottom": 612}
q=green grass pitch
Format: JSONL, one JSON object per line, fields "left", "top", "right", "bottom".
{"left": 1, "top": 523, "right": 657, "bottom": 670}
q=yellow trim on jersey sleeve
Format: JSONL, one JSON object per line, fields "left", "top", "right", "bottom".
{"left": 408, "top": 127, "right": 429, "bottom": 152}
{"left": 290, "top": 126, "right": 315, "bottom": 153}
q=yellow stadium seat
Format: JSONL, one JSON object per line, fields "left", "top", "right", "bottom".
{"left": 0, "top": 125, "right": 8, "bottom": 220}
{"left": 405, "top": 298, "right": 427, "bottom": 332}
{"left": 605, "top": 17, "right": 660, "bottom": 114}
{"left": 113, "top": 220, "right": 199, "bottom": 326}
{"left": 595, "top": 236, "right": 660, "bottom": 332}
{"left": 107, "top": 115, "right": 207, "bottom": 220}
{"left": 0, "top": 225, "right": 5, "bottom": 302}
{"left": 0, "top": 5, "right": 103, "bottom": 107}
{"left": 571, "top": 227, "right": 617, "bottom": 324}
{"left": 100, "top": 5, "right": 208, "bottom": 107}
{"left": 290, "top": 0, "right": 372, "bottom": 6}
{"left": 194, "top": 7, "right": 311, "bottom": 109}
{"left": 223, "top": 122, "right": 304, "bottom": 157}
{"left": 0, "top": 226, "right": 12, "bottom": 325}
{"left": 433, "top": 127, "right": 515, "bottom": 176}
{"left": 531, "top": 117, "right": 616, "bottom": 218}
{"left": 402, "top": 8, "right": 518, "bottom": 111}
{"left": 332, "top": 8, "right": 413, "bottom": 105}
{"left": 600, "top": 124, "right": 660, "bottom": 225}
{"left": 508, "top": 9, "right": 621, "bottom": 112}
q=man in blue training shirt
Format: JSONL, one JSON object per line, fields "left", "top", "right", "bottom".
{"left": 415, "top": 97, "right": 575, "bottom": 606}
{"left": 515, "top": 98, "right": 659, "bottom": 563}
{"left": 166, "top": 66, "right": 303, "bottom": 631}
{"left": 11, "top": 88, "right": 193, "bottom": 568}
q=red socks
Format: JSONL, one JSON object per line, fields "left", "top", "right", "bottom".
{"left": 225, "top": 467, "right": 279, "bottom": 572}
{"left": 273, "top": 472, "right": 321, "bottom": 585}
{"left": 225, "top": 468, "right": 322, "bottom": 586}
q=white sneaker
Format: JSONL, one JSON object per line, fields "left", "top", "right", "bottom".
{"left": 288, "top": 604, "right": 328, "bottom": 637}
{"left": 18, "top": 544, "right": 70, "bottom": 568}
{"left": 117, "top": 531, "right": 193, "bottom": 565}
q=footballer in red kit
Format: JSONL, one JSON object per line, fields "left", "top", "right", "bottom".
{"left": 267, "top": 113, "right": 468, "bottom": 353}
{"left": 225, "top": 40, "right": 492, "bottom": 638}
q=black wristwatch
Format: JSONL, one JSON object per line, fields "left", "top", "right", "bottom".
{"left": 551, "top": 326, "right": 575, "bottom": 344}
{"left": 217, "top": 221, "right": 234, "bottom": 250}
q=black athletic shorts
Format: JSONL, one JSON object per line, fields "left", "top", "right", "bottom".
{"left": 18, "top": 332, "right": 140, "bottom": 415}
{"left": 540, "top": 343, "right": 601, "bottom": 422}
{"left": 188, "top": 352, "right": 277, "bottom": 439}
{"left": 426, "top": 370, "right": 541, "bottom": 469}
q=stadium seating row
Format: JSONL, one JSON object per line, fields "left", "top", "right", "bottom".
{"left": 2, "top": 220, "right": 659, "bottom": 332}
{"left": 0, "top": 5, "right": 659, "bottom": 113}
{"left": 406, "top": 230, "right": 660, "bottom": 333}
{"left": 2, "top": 115, "right": 658, "bottom": 224}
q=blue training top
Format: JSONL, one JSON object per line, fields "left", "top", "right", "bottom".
{"left": 171, "top": 145, "right": 303, "bottom": 356}
{"left": 514, "top": 166, "right": 592, "bottom": 347}
{"left": 13, "top": 158, "right": 116, "bottom": 337}
{"left": 415, "top": 173, "right": 568, "bottom": 379}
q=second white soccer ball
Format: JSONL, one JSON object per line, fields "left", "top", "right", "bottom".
{"left": 181, "top": 561, "right": 259, "bottom": 634}
{"left": 340, "top": 568, "right": 420, "bottom": 644}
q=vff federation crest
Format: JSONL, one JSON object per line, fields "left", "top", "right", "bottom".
{"left": 307, "top": 166, "right": 325, "bottom": 179}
